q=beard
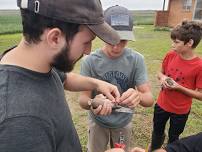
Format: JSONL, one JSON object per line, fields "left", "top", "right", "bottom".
{"left": 51, "top": 43, "right": 75, "bottom": 72}
{"left": 51, "top": 42, "right": 83, "bottom": 73}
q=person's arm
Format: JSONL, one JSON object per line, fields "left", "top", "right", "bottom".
{"left": 79, "top": 91, "right": 92, "bottom": 110}
{"left": 0, "top": 117, "right": 54, "bottom": 152}
{"left": 137, "top": 82, "right": 154, "bottom": 107}
{"left": 158, "top": 70, "right": 202, "bottom": 101}
{"left": 64, "top": 72, "right": 120, "bottom": 102}
{"left": 168, "top": 82, "right": 202, "bottom": 101}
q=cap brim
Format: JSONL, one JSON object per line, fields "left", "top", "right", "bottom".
{"left": 116, "top": 30, "right": 135, "bottom": 41}
{"left": 88, "top": 22, "right": 120, "bottom": 45}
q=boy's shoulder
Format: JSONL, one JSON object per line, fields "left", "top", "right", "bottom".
{"left": 164, "top": 50, "right": 177, "bottom": 59}
{"left": 85, "top": 49, "right": 102, "bottom": 59}
{"left": 81, "top": 49, "right": 110, "bottom": 67}
{"left": 166, "top": 50, "right": 176, "bottom": 55}
{"left": 124, "top": 48, "right": 144, "bottom": 59}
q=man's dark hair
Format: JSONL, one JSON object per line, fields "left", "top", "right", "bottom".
{"left": 21, "top": 9, "right": 80, "bottom": 44}
{"left": 171, "top": 21, "right": 202, "bottom": 48}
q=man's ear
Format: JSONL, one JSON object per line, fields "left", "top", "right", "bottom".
{"left": 46, "top": 28, "right": 65, "bottom": 48}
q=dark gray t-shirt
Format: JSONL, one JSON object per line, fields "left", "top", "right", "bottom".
{"left": 0, "top": 65, "right": 82, "bottom": 152}
{"left": 80, "top": 48, "right": 148, "bottom": 128}
{"left": 165, "top": 132, "right": 202, "bottom": 152}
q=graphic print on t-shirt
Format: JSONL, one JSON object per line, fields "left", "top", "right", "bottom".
{"left": 166, "top": 68, "right": 185, "bottom": 85}
{"left": 103, "top": 71, "right": 129, "bottom": 92}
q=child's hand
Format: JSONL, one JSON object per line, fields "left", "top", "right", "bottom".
{"left": 160, "top": 76, "right": 181, "bottom": 90}
{"left": 119, "top": 88, "right": 140, "bottom": 108}
{"left": 160, "top": 76, "right": 176, "bottom": 89}
{"left": 159, "top": 75, "right": 170, "bottom": 88}
{"left": 91, "top": 94, "right": 114, "bottom": 115}
{"left": 165, "top": 78, "right": 181, "bottom": 90}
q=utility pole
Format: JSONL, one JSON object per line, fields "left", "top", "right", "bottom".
{"left": 163, "top": 0, "right": 166, "bottom": 11}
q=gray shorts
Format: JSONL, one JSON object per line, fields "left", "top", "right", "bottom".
{"left": 87, "top": 118, "right": 132, "bottom": 152}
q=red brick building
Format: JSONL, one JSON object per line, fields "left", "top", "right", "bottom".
{"left": 155, "top": 0, "right": 202, "bottom": 27}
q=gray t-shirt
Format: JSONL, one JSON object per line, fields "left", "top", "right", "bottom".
{"left": 0, "top": 65, "right": 82, "bottom": 152}
{"left": 80, "top": 48, "right": 148, "bottom": 128}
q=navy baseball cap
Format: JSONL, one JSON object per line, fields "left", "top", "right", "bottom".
{"left": 104, "top": 5, "right": 135, "bottom": 41}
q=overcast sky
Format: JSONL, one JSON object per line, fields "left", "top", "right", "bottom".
{"left": 0, "top": 0, "right": 169, "bottom": 10}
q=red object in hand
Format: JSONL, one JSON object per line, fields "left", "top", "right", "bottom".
{"left": 114, "top": 143, "right": 126, "bottom": 149}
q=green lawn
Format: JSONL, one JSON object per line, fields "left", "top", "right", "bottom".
{"left": 0, "top": 23, "right": 202, "bottom": 151}
{"left": 0, "top": 10, "right": 22, "bottom": 35}
{"left": 0, "top": 10, "right": 155, "bottom": 35}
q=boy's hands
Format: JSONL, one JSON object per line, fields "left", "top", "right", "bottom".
{"left": 91, "top": 94, "right": 114, "bottom": 115}
{"left": 119, "top": 88, "right": 141, "bottom": 108}
{"left": 159, "top": 75, "right": 180, "bottom": 90}
{"left": 159, "top": 74, "right": 170, "bottom": 88}
{"left": 165, "top": 78, "right": 181, "bottom": 90}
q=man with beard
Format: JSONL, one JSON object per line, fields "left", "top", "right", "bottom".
{"left": 0, "top": 0, "right": 121, "bottom": 152}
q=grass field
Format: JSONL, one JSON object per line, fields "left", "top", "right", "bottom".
{"left": 0, "top": 10, "right": 155, "bottom": 35}
{"left": 0, "top": 10, "right": 202, "bottom": 151}
{"left": 0, "top": 10, "right": 22, "bottom": 35}
{"left": 132, "top": 10, "right": 155, "bottom": 25}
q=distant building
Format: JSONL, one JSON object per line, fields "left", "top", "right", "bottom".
{"left": 155, "top": 0, "right": 202, "bottom": 27}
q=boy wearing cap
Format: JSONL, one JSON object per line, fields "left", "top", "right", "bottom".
{"left": 0, "top": 0, "right": 121, "bottom": 152}
{"left": 79, "top": 5, "right": 154, "bottom": 152}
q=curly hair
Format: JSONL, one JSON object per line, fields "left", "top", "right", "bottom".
{"left": 171, "top": 20, "right": 202, "bottom": 48}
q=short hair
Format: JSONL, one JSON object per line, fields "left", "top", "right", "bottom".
{"left": 171, "top": 21, "right": 202, "bottom": 48}
{"left": 20, "top": 9, "right": 80, "bottom": 44}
